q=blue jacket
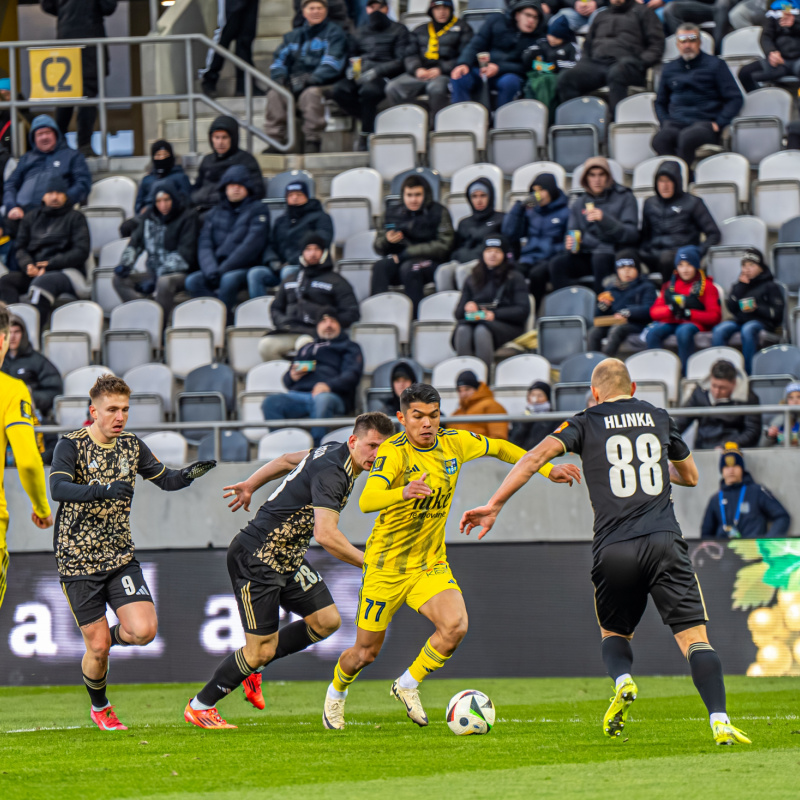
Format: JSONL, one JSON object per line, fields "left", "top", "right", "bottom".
{"left": 134, "top": 165, "right": 193, "bottom": 214}
{"left": 701, "top": 472, "right": 791, "bottom": 538}
{"left": 271, "top": 18, "right": 348, "bottom": 85}
{"left": 502, "top": 191, "right": 569, "bottom": 264}
{"left": 4, "top": 115, "right": 91, "bottom": 211}
{"left": 197, "top": 165, "right": 270, "bottom": 280}
{"left": 595, "top": 274, "right": 657, "bottom": 326}
{"left": 656, "top": 51, "right": 743, "bottom": 129}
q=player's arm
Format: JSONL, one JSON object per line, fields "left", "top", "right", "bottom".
{"left": 313, "top": 508, "right": 364, "bottom": 568}
{"left": 667, "top": 416, "right": 698, "bottom": 487}
{"left": 136, "top": 437, "right": 216, "bottom": 491}
{"left": 50, "top": 438, "right": 132, "bottom": 503}
{"left": 224, "top": 449, "right": 310, "bottom": 512}
{"left": 6, "top": 419, "right": 52, "bottom": 528}
{"left": 483, "top": 437, "right": 581, "bottom": 485}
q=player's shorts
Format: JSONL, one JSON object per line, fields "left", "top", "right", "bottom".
{"left": 356, "top": 560, "right": 462, "bottom": 632}
{"left": 591, "top": 530, "right": 708, "bottom": 637}
{"left": 61, "top": 558, "right": 154, "bottom": 628}
{"left": 227, "top": 535, "right": 334, "bottom": 636}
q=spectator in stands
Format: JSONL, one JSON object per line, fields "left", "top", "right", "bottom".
{"left": 450, "top": 369, "right": 509, "bottom": 440}
{"left": 378, "top": 360, "right": 416, "bottom": 418}
{"left": 3, "top": 115, "right": 91, "bottom": 221}
{"left": 191, "top": 116, "right": 264, "bottom": 215}
{"left": 510, "top": 380, "right": 554, "bottom": 450}
{"left": 664, "top": 1, "right": 733, "bottom": 52}
{"left": 385, "top": 0, "right": 473, "bottom": 124}
{"left": 646, "top": 246, "right": 721, "bottom": 370}
{"left": 587, "top": 250, "right": 657, "bottom": 356}
{"left": 0, "top": 314, "right": 62, "bottom": 418}
{"left": 292, "top": 0, "right": 354, "bottom": 30}
{"left": 557, "top": 0, "right": 664, "bottom": 114}
{"left": 199, "top": 0, "right": 259, "bottom": 98}
{"left": 728, "top": 0, "right": 768, "bottom": 38}
{"left": 549, "top": 0, "right": 602, "bottom": 34}
{"left": 639, "top": 159, "right": 721, "bottom": 281}
{"left": 739, "top": 1, "right": 800, "bottom": 92}
{"left": 548, "top": 156, "right": 638, "bottom": 294}
{"left": 453, "top": 235, "right": 530, "bottom": 367}
{"left": 653, "top": 23, "right": 743, "bottom": 166}
{"left": 0, "top": 174, "right": 90, "bottom": 325}
{"left": 502, "top": 172, "right": 569, "bottom": 309}
{"left": 766, "top": 381, "right": 800, "bottom": 446}
{"left": 328, "top": 0, "right": 411, "bottom": 151}
{"left": 113, "top": 180, "right": 198, "bottom": 317}
{"left": 265, "top": 0, "right": 348, "bottom": 155}
{"left": 677, "top": 359, "right": 761, "bottom": 448}
{"left": 121, "top": 140, "right": 192, "bottom": 238}
{"left": 262, "top": 308, "right": 364, "bottom": 445}
{"left": 700, "top": 445, "right": 790, "bottom": 537}
{"left": 712, "top": 249, "right": 785, "bottom": 374}
{"left": 436, "top": 178, "right": 504, "bottom": 291}
{"left": 521, "top": 14, "right": 579, "bottom": 114}
{"left": 258, "top": 232, "right": 360, "bottom": 361}
{"left": 371, "top": 174, "right": 454, "bottom": 314}
{"left": 450, "top": 0, "right": 545, "bottom": 110}
{"left": 187, "top": 164, "right": 270, "bottom": 318}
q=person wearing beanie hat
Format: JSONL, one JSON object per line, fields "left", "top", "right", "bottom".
{"left": 767, "top": 382, "right": 800, "bottom": 446}
{"left": 587, "top": 249, "right": 658, "bottom": 356}
{"left": 646, "top": 244, "right": 722, "bottom": 370}
{"left": 510, "top": 380, "right": 557, "bottom": 450}
{"left": 700, "top": 444, "right": 790, "bottom": 538}
{"left": 377, "top": 360, "right": 418, "bottom": 417}
{"left": 450, "top": 370, "right": 510, "bottom": 439}
{"left": 711, "top": 247, "right": 785, "bottom": 374}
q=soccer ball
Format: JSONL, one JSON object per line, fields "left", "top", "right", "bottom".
{"left": 446, "top": 690, "right": 495, "bottom": 735}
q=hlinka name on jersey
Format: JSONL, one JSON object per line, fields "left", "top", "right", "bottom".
{"left": 603, "top": 412, "right": 656, "bottom": 430}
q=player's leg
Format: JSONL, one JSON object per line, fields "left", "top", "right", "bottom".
{"left": 106, "top": 560, "right": 157, "bottom": 648}
{"left": 0, "top": 543, "right": 8, "bottom": 611}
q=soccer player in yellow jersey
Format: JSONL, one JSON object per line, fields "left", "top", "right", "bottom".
{"left": 323, "top": 383, "right": 581, "bottom": 729}
{"left": 0, "top": 303, "right": 53, "bottom": 609}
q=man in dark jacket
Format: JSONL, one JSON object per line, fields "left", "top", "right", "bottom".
{"left": 186, "top": 164, "right": 270, "bottom": 316}
{"left": 712, "top": 249, "right": 785, "bottom": 374}
{"left": 451, "top": 0, "right": 545, "bottom": 109}
{"left": 41, "top": 0, "right": 117, "bottom": 156}
{"left": 258, "top": 232, "right": 360, "bottom": 361}
{"left": 265, "top": 0, "right": 348, "bottom": 154}
{"left": 740, "top": 1, "right": 800, "bottom": 92}
{"left": 653, "top": 24, "right": 743, "bottom": 165}
{"left": 199, "top": 0, "right": 259, "bottom": 97}
{"left": 385, "top": 0, "right": 473, "bottom": 123}
{"left": 557, "top": 0, "right": 664, "bottom": 113}
{"left": 510, "top": 380, "right": 555, "bottom": 451}
{"left": 548, "top": 156, "right": 638, "bottom": 293}
{"left": 677, "top": 359, "right": 762, "bottom": 449}
{"left": 639, "top": 160, "right": 721, "bottom": 280}
{"left": 113, "top": 180, "right": 198, "bottom": 316}
{"left": 701, "top": 446, "right": 790, "bottom": 538}
{"left": 262, "top": 308, "right": 364, "bottom": 444}
{"left": 191, "top": 115, "right": 264, "bottom": 214}
{"left": 371, "top": 174, "right": 455, "bottom": 314}
{"left": 328, "top": 0, "right": 412, "bottom": 151}
{"left": 587, "top": 250, "right": 657, "bottom": 356}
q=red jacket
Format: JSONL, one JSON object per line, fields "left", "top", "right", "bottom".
{"left": 649, "top": 274, "right": 721, "bottom": 331}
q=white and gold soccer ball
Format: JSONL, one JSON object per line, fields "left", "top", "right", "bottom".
{"left": 445, "top": 690, "right": 495, "bottom": 735}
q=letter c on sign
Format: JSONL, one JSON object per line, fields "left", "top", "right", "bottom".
{"left": 40, "top": 56, "right": 73, "bottom": 93}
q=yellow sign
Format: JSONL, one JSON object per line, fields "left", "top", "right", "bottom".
{"left": 28, "top": 47, "right": 84, "bottom": 100}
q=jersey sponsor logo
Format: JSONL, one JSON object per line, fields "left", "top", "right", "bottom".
{"left": 19, "top": 400, "right": 32, "bottom": 420}
{"left": 411, "top": 487, "right": 452, "bottom": 513}
{"left": 554, "top": 421, "right": 569, "bottom": 433}
{"left": 603, "top": 412, "right": 655, "bottom": 430}
{"left": 469, "top": 432, "right": 482, "bottom": 440}
{"left": 313, "top": 445, "right": 330, "bottom": 459}
{"left": 444, "top": 458, "right": 458, "bottom": 475}
{"left": 372, "top": 456, "right": 386, "bottom": 472}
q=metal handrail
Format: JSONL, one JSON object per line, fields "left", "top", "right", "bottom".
{"left": 0, "top": 33, "right": 295, "bottom": 157}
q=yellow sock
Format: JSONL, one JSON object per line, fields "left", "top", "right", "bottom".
{"left": 332, "top": 658, "right": 361, "bottom": 692}
{"left": 408, "top": 638, "right": 450, "bottom": 683}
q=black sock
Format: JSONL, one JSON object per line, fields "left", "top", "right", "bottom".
{"left": 109, "top": 624, "right": 132, "bottom": 647}
{"left": 687, "top": 643, "right": 726, "bottom": 715}
{"left": 601, "top": 635, "right": 634, "bottom": 682}
{"left": 273, "top": 622, "right": 326, "bottom": 661}
{"left": 83, "top": 670, "right": 109, "bottom": 708}
{"left": 196, "top": 648, "right": 256, "bottom": 707}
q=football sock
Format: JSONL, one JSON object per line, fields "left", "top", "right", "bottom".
{"left": 83, "top": 670, "right": 109, "bottom": 709}
{"left": 331, "top": 658, "right": 361, "bottom": 693}
{"left": 408, "top": 639, "right": 450, "bottom": 683}
{"left": 273, "top": 622, "right": 326, "bottom": 660}
{"left": 109, "top": 624, "right": 132, "bottom": 647}
{"left": 687, "top": 642, "right": 727, "bottom": 717}
{"left": 195, "top": 648, "right": 256, "bottom": 708}
{"left": 397, "top": 669, "right": 418, "bottom": 690}
{"left": 601, "top": 635, "right": 634, "bottom": 683}
{"left": 327, "top": 685, "right": 347, "bottom": 700}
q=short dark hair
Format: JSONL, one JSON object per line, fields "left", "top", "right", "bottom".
{"left": 710, "top": 360, "right": 737, "bottom": 382}
{"left": 400, "top": 382, "right": 441, "bottom": 411}
{"left": 89, "top": 374, "right": 131, "bottom": 401}
{"left": 0, "top": 302, "right": 8, "bottom": 334}
{"left": 677, "top": 21, "right": 701, "bottom": 35}
{"left": 353, "top": 411, "right": 396, "bottom": 438}
{"left": 401, "top": 175, "right": 429, "bottom": 194}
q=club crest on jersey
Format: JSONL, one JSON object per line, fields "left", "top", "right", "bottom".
{"left": 19, "top": 399, "right": 32, "bottom": 419}
{"left": 444, "top": 458, "right": 458, "bottom": 475}
{"left": 119, "top": 456, "right": 130, "bottom": 476}
{"left": 372, "top": 456, "right": 386, "bottom": 472}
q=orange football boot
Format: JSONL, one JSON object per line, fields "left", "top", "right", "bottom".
{"left": 90, "top": 705, "right": 128, "bottom": 731}
{"left": 184, "top": 701, "right": 237, "bottom": 729}
{"left": 242, "top": 673, "right": 266, "bottom": 710}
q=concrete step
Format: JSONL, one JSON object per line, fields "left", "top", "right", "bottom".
{"left": 177, "top": 96, "right": 268, "bottom": 119}
{"left": 159, "top": 115, "right": 267, "bottom": 143}
{"left": 258, "top": 15, "right": 294, "bottom": 37}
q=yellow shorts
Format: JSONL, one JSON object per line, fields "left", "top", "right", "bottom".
{"left": 356, "top": 560, "right": 461, "bottom": 632}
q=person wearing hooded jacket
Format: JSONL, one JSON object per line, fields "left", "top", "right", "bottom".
{"left": 639, "top": 159, "right": 720, "bottom": 281}
{"left": 700, "top": 446, "right": 790, "bottom": 538}
{"left": 739, "top": 1, "right": 800, "bottom": 92}
{"left": 510, "top": 380, "right": 556, "bottom": 451}
{"left": 712, "top": 249, "right": 785, "bottom": 374}
{"left": 449, "top": 369, "right": 509, "bottom": 439}
{"left": 451, "top": 0, "right": 545, "bottom": 109}
{"left": 186, "top": 164, "right": 270, "bottom": 315}
{"left": 113, "top": 180, "right": 198, "bottom": 316}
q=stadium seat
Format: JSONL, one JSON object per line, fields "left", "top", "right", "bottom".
{"left": 127, "top": 393, "right": 165, "bottom": 431}
{"left": 720, "top": 26, "right": 764, "bottom": 77}
{"left": 321, "top": 426, "right": 353, "bottom": 445}
{"left": 177, "top": 391, "right": 227, "bottom": 447}
{"left": 570, "top": 160, "right": 625, "bottom": 194}
{"left": 625, "top": 349, "right": 682, "bottom": 404}
{"left": 489, "top": 385, "right": 528, "bottom": 416}
{"left": 43, "top": 331, "right": 91, "bottom": 378}
{"left": 84, "top": 207, "right": 127, "bottom": 256}
{"left": 371, "top": 106, "right": 427, "bottom": 181}
{"left": 411, "top": 320, "right": 456, "bottom": 369}
{"left": 360, "top": 293, "right": 413, "bottom": 345}
{"left": 164, "top": 327, "right": 214, "bottom": 379}
{"left": 418, "top": 291, "right": 460, "bottom": 321}
{"left": 92, "top": 268, "right": 123, "bottom": 316}
{"left": 227, "top": 296, "right": 275, "bottom": 376}
{"left": 326, "top": 168, "right": 382, "bottom": 246}
{"left": 549, "top": 97, "right": 608, "bottom": 175}
{"left": 537, "top": 318, "right": 586, "bottom": 366}
{"left": 686, "top": 347, "right": 745, "bottom": 381}
{"left": 7, "top": 303, "right": 40, "bottom": 351}
{"left": 542, "top": 286, "right": 596, "bottom": 322}
{"left": 172, "top": 297, "right": 227, "bottom": 350}
{"left": 730, "top": 87, "right": 792, "bottom": 166}
{"left": 436, "top": 386, "right": 461, "bottom": 415}
{"left": 51, "top": 300, "right": 104, "bottom": 355}
{"left": 431, "top": 102, "right": 489, "bottom": 178}
{"left": 559, "top": 352, "right": 606, "bottom": 384}
{"left": 553, "top": 381, "right": 591, "bottom": 412}
{"left": 751, "top": 344, "right": 800, "bottom": 378}
{"left": 337, "top": 260, "right": 373, "bottom": 304}
{"left": 98, "top": 238, "right": 130, "bottom": 269}
{"left": 632, "top": 156, "right": 689, "bottom": 193}
{"left": 87, "top": 176, "right": 137, "bottom": 219}
{"left": 431, "top": 355, "right": 487, "bottom": 389}
{"left": 748, "top": 374, "right": 797, "bottom": 410}
{"left": 142, "top": 431, "right": 188, "bottom": 466}
{"left": 707, "top": 216, "right": 769, "bottom": 289}
{"left": 507, "top": 162, "right": 568, "bottom": 208}
{"left": 239, "top": 359, "right": 291, "bottom": 442}
{"left": 184, "top": 363, "right": 236, "bottom": 411}
{"left": 257, "top": 428, "right": 314, "bottom": 461}
{"left": 64, "top": 365, "right": 114, "bottom": 397}
{"left": 103, "top": 330, "right": 152, "bottom": 376}
{"left": 693, "top": 152, "right": 750, "bottom": 212}
{"left": 198, "top": 430, "right": 250, "bottom": 462}
{"left": 53, "top": 395, "right": 91, "bottom": 428}
{"left": 616, "top": 93, "right": 658, "bottom": 125}
{"left": 489, "top": 99, "right": 548, "bottom": 177}
{"left": 389, "top": 168, "right": 442, "bottom": 203}
{"left": 444, "top": 194, "right": 472, "bottom": 227}
{"left": 350, "top": 322, "right": 400, "bottom": 375}
{"left": 450, "top": 164, "right": 504, "bottom": 211}
{"left": 772, "top": 216, "right": 800, "bottom": 295}
{"left": 493, "top": 354, "right": 551, "bottom": 387}
{"left": 752, "top": 151, "right": 800, "bottom": 231}
{"left": 343, "top": 230, "right": 379, "bottom": 261}
{"left": 124, "top": 363, "right": 176, "bottom": 417}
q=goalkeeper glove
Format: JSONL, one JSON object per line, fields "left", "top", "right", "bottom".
{"left": 96, "top": 480, "right": 134, "bottom": 502}
{"left": 182, "top": 460, "right": 217, "bottom": 481}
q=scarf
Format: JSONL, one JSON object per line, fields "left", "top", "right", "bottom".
{"left": 665, "top": 269, "right": 707, "bottom": 310}
{"left": 424, "top": 17, "right": 458, "bottom": 61}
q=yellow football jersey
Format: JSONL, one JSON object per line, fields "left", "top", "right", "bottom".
{"left": 362, "top": 427, "right": 501, "bottom": 574}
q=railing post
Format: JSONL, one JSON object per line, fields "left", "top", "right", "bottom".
{"left": 785, "top": 407, "right": 792, "bottom": 448}
{"left": 214, "top": 426, "right": 222, "bottom": 462}
{"left": 9, "top": 44, "right": 18, "bottom": 158}
{"left": 149, "top": 0, "right": 160, "bottom": 33}
{"left": 185, "top": 38, "right": 197, "bottom": 155}
{"left": 245, "top": 71, "right": 253, "bottom": 154}
{"left": 96, "top": 42, "right": 108, "bottom": 158}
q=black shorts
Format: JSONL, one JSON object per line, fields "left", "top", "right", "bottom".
{"left": 227, "top": 536, "right": 334, "bottom": 636}
{"left": 591, "top": 531, "right": 708, "bottom": 637}
{"left": 61, "top": 559, "right": 154, "bottom": 628}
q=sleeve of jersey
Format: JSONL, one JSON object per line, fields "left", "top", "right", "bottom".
{"left": 311, "top": 468, "right": 349, "bottom": 512}
{"left": 359, "top": 447, "right": 405, "bottom": 513}
{"left": 137, "top": 437, "right": 190, "bottom": 490}
{"left": 667, "top": 416, "right": 692, "bottom": 462}
{"left": 50, "top": 438, "right": 102, "bottom": 503}
{"left": 461, "top": 431, "right": 555, "bottom": 477}
{"left": 547, "top": 417, "right": 584, "bottom": 456}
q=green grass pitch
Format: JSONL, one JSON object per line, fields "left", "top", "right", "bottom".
{"left": 1, "top": 677, "right": 798, "bottom": 800}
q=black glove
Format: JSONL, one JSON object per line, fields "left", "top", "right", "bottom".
{"left": 290, "top": 73, "right": 310, "bottom": 94}
{"left": 95, "top": 480, "right": 134, "bottom": 502}
{"left": 182, "top": 460, "right": 217, "bottom": 482}
{"left": 205, "top": 271, "right": 221, "bottom": 290}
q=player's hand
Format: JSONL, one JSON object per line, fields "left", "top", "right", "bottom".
{"left": 102, "top": 480, "right": 134, "bottom": 501}
{"left": 459, "top": 505, "right": 498, "bottom": 540}
{"left": 547, "top": 463, "right": 582, "bottom": 486}
{"left": 403, "top": 472, "right": 433, "bottom": 500}
{"left": 31, "top": 512, "right": 53, "bottom": 529}
{"left": 182, "top": 460, "right": 217, "bottom": 481}
{"left": 223, "top": 481, "right": 252, "bottom": 512}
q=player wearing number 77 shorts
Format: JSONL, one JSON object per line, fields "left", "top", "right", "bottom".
{"left": 461, "top": 358, "right": 751, "bottom": 747}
